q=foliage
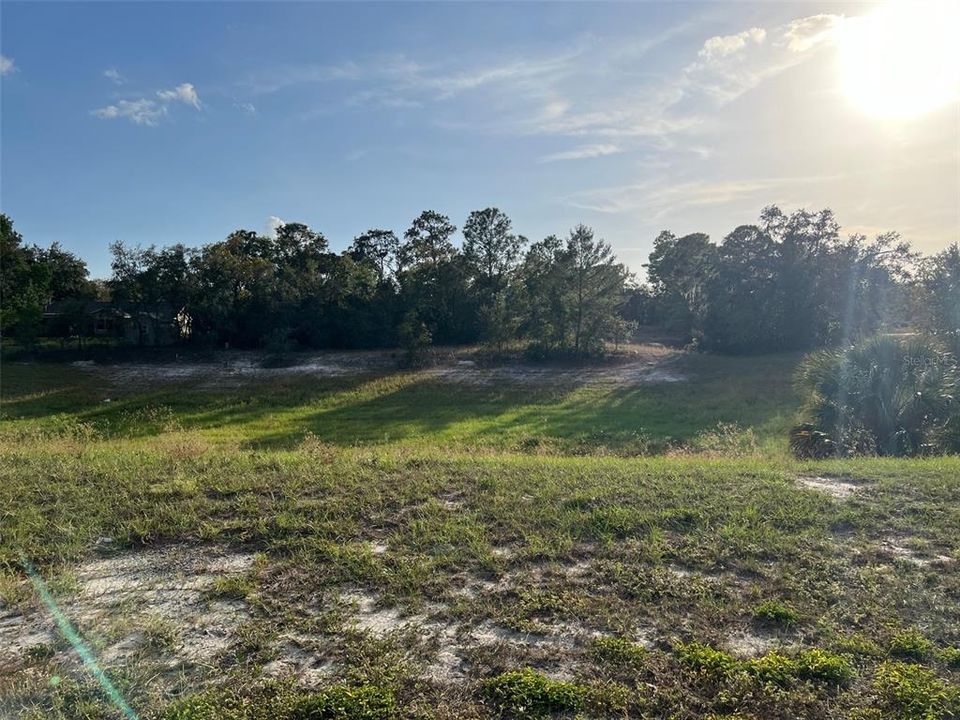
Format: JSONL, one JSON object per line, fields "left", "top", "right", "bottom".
{"left": 792, "top": 335, "right": 959, "bottom": 457}
{"left": 888, "top": 629, "right": 933, "bottom": 661}
{"left": 292, "top": 685, "right": 397, "bottom": 720}
{"left": 163, "top": 684, "right": 396, "bottom": 720}
{"left": 647, "top": 207, "right": 915, "bottom": 354}
{"left": 752, "top": 600, "right": 800, "bottom": 627}
{"left": 871, "top": 662, "right": 960, "bottom": 720}
{"left": 485, "top": 669, "right": 586, "bottom": 718}
{"left": 676, "top": 643, "right": 854, "bottom": 688}
{"left": 590, "top": 636, "right": 648, "bottom": 669}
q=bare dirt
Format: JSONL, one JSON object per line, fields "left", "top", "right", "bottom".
{"left": 69, "top": 345, "right": 687, "bottom": 392}
{"left": 0, "top": 545, "right": 255, "bottom": 675}
{"left": 796, "top": 475, "right": 866, "bottom": 499}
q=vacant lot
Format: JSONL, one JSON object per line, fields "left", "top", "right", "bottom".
{"left": 1, "top": 349, "right": 958, "bottom": 720}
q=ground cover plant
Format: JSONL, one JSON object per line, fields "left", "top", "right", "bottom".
{"left": 1, "top": 351, "right": 958, "bottom": 719}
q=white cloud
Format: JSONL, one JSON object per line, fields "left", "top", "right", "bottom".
{"left": 0, "top": 55, "right": 15, "bottom": 76}
{"left": 93, "top": 82, "right": 202, "bottom": 125}
{"left": 782, "top": 14, "right": 843, "bottom": 53}
{"left": 682, "top": 14, "right": 842, "bottom": 105}
{"left": 266, "top": 216, "right": 285, "bottom": 238}
{"left": 699, "top": 28, "right": 766, "bottom": 59}
{"left": 93, "top": 99, "right": 167, "bottom": 126}
{"left": 234, "top": 101, "right": 257, "bottom": 115}
{"left": 103, "top": 68, "right": 125, "bottom": 85}
{"left": 540, "top": 143, "right": 622, "bottom": 162}
{"left": 157, "top": 83, "right": 201, "bottom": 109}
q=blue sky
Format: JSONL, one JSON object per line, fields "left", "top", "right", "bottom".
{"left": 2, "top": 1, "right": 958, "bottom": 278}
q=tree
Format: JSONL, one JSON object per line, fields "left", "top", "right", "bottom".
{"left": 645, "top": 231, "right": 716, "bottom": 342}
{"left": 565, "top": 225, "right": 630, "bottom": 357}
{"left": 916, "top": 243, "right": 960, "bottom": 356}
{"left": 463, "top": 208, "right": 523, "bottom": 299}
{"left": 518, "top": 234, "right": 570, "bottom": 353}
{"left": 349, "top": 229, "right": 400, "bottom": 285}
{"left": 400, "top": 211, "right": 456, "bottom": 268}
{"left": 1, "top": 214, "right": 92, "bottom": 343}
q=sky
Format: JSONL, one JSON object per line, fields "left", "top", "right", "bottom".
{"left": 1, "top": 1, "right": 958, "bottom": 279}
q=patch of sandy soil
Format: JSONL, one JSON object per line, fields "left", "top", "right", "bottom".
{"left": 334, "top": 586, "right": 611, "bottom": 683}
{"left": 73, "top": 350, "right": 396, "bottom": 391}
{"left": 0, "top": 545, "right": 255, "bottom": 675}
{"left": 262, "top": 633, "right": 335, "bottom": 687}
{"left": 724, "top": 629, "right": 782, "bottom": 658}
{"left": 796, "top": 475, "right": 865, "bottom": 499}
{"left": 425, "top": 347, "right": 685, "bottom": 387}
{"left": 877, "top": 536, "right": 954, "bottom": 567}
{"left": 71, "top": 345, "right": 687, "bottom": 392}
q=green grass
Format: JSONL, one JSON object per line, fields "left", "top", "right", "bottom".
{"left": 0, "top": 352, "right": 800, "bottom": 454}
{"left": 1, "top": 351, "right": 958, "bottom": 720}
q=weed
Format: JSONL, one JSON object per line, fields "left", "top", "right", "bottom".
{"left": 871, "top": 662, "right": 960, "bottom": 720}
{"left": 888, "top": 629, "right": 934, "bottom": 661}
{"left": 590, "top": 636, "right": 647, "bottom": 670}
{"left": 485, "top": 669, "right": 586, "bottom": 719}
{"left": 752, "top": 600, "right": 800, "bottom": 628}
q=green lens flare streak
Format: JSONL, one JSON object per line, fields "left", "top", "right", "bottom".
{"left": 21, "top": 554, "right": 139, "bottom": 720}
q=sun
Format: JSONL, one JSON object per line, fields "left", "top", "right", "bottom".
{"left": 839, "top": 0, "right": 960, "bottom": 119}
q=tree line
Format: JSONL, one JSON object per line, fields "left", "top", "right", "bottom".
{"left": 1, "top": 207, "right": 957, "bottom": 358}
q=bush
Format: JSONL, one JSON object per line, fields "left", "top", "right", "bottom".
{"left": 792, "top": 335, "right": 959, "bottom": 458}
{"left": 485, "top": 669, "right": 586, "bottom": 718}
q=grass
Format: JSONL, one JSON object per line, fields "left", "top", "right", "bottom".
{"left": 0, "top": 351, "right": 799, "bottom": 454}
{"left": 1, "top": 350, "right": 958, "bottom": 719}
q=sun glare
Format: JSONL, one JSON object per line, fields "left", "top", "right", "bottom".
{"left": 839, "top": 0, "right": 960, "bottom": 119}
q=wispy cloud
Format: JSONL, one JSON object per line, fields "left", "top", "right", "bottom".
{"left": 698, "top": 28, "right": 766, "bottom": 59}
{"left": 565, "top": 174, "right": 840, "bottom": 217}
{"left": 93, "top": 82, "right": 203, "bottom": 126}
{"left": 0, "top": 55, "right": 15, "bottom": 76}
{"left": 540, "top": 143, "right": 622, "bottom": 163}
{"left": 234, "top": 101, "right": 257, "bottom": 115}
{"left": 103, "top": 68, "right": 125, "bottom": 85}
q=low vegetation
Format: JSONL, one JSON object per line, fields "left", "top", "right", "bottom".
{"left": 792, "top": 335, "right": 960, "bottom": 458}
{"left": 1, "top": 352, "right": 958, "bottom": 719}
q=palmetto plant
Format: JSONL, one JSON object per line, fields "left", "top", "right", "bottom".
{"left": 791, "top": 335, "right": 959, "bottom": 458}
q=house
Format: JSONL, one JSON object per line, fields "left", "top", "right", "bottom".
{"left": 42, "top": 300, "right": 181, "bottom": 346}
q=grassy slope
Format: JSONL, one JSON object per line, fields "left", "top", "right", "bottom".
{"left": 1, "top": 354, "right": 958, "bottom": 720}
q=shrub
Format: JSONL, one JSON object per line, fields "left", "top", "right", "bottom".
{"left": 792, "top": 335, "right": 959, "bottom": 458}
{"left": 485, "top": 669, "right": 586, "bottom": 719}
{"left": 872, "top": 662, "right": 960, "bottom": 720}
